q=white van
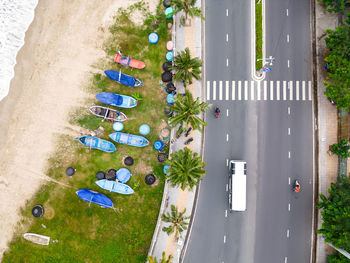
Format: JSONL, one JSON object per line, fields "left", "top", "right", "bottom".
{"left": 228, "top": 160, "right": 247, "bottom": 212}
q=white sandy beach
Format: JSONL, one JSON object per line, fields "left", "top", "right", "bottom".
{"left": 0, "top": 0, "right": 157, "bottom": 258}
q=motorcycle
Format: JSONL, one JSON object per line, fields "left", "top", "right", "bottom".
{"left": 184, "top": 137, "right": 194, "bottom": 145}
{"left": 215, "top": 106, "right": 220, "bottom": 118}
{"left": 292, "top": 180, "right": 301, "bottom": 193}
{"left": 185, "top": 127, "right": 192, "bottom": 137}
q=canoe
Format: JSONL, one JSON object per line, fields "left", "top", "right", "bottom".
{"left": 105, "top": 70, "right": 143, "bottom": 87}
{"left": 115, "top": 53, "right": 145, "bottom": 69}
{"left": 23, "top": 233, "right": 50, "bottom": 245}
{"left": 109, "top": 132, "right": 150, "bottom": 147}
{"left": 89, "top": 106, "right": 127, "bottom": 122}
{"left": 96, "top": 92, "right": 138, "bottom": 108}
{"left": 76, "top": 189, "right": 114, "bottom": 208}
{"left": 96, "top": 179, "right": 134, "bottom": 195}
{"left": 75, "top": 136, "right": 116, "bottom": 153}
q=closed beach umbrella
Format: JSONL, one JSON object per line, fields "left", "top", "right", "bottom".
{"left": 166, "top": 51, "right": 174, "bottom": 62}
{"left": 148, "top": 32, "right": 159, "bottom": 44}
{"left": 139, "top": 124, "right": 150, "bottom": 135}
{"left": 32, "top": 205, "right": 44, "bottom": 218}
{"left": 166, "top": 41, "right": 173, "bottom": 51}
{"left": 162, "top": 61, "right": 172, "bottom": 72}
{"left": 96, "top": 171, "right": 105, "bottom": 180}
{"left": 162, "top": 71, "right": 172, "bottom": 82}
{"left": 163, "top": 165, "right": 169, "bottom": 175}
{"left": 167, "top": 93, "right": 175, "bottom": 104}
{"left": 145, "top": 174, "right": 156, "bottom": 185}
{"left": 113, "top": 122, "right": 124, "bottom": 131}
{"left": 157, "top": 153, "right": 167, "bottom": 163}
{"left": 65, "top": 167, "right": 76, "bottom": 176}
{"left": 116, "top": 168, "right": 131, "bottom": 183}
{"left": 165, "top": 7, "right": 174, "bottom": 18}
{"left": 164, "top": 107, "right": 173, "bottom": 117}
{"left": 106, "top": 169, "right": 116, "bottom": 180}
{"left": 154, "top": 140, "right": 164, "bottom": 151}
{"left": 124, "top": 156, "right": 134, "bottom": 166}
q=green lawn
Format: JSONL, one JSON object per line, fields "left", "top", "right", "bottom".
{"left": 2, "top": 2, "right": 172, "bottom": 262}
{"left": 256, "top": 0, "right": 263, "bottom": 70}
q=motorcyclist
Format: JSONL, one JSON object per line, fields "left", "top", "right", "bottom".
{"left": 293, "top": 181, "right": 300, "bottom": 193}
{"left": 215, "top": 106, "right": 220, "bottom": 114}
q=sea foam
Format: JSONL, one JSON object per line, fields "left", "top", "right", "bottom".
{"left": 0, "top": 0, "right": 38, "bottom": 102}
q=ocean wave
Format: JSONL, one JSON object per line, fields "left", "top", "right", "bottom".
{"left": 0, "top": 0, "right": 38, "bottom": 101}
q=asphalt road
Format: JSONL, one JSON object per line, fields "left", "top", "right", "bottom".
{"left": 183, "top": 0, "right": 314, "bottom": 262}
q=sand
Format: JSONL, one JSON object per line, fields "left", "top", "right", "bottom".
{"left": 0, "top": 0, "right": 158, "bottom": 258}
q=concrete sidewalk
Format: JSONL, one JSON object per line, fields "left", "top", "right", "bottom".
{"left": 147, "top": 2, "right": 204, "bottom": 262}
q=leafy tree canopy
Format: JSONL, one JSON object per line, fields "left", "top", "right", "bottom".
{"left": 327, "top": 252, "right": 350, "bottom": 263}
{"left": 318, "top": 0, "right": 350, "bottom": 13}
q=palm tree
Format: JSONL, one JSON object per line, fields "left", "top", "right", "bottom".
{"left": 170, "top": 0, "right": 205, "bottom": 26}
{"left": 162, "top": 205, "right": 190, "bottom": 239}
{"left": 171, "top": 48, "right": 202, "bottom": 87}
{"left": 165, "top": 148, "right": 206, "bottom": 190}
{"left": 169, "top": 90, "right": 210, "bottom": 135}
{"left": 148, "top": 252, "right": 173, "bottom": 263}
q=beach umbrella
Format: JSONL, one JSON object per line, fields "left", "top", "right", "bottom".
{"left": 165, "top": 7, "right": 174, "bottom": 18}
{"left": 65, "top": 167, "right": 76, "bottom": 176}
{"left": 154, "top": 140, "right": 164, "bottom": 151}
{"left": 157, "top": 153, "right": 167, "bottom": 163}
{"left": 166, "top": 82, "right": 176, "bottom": 93}
{"left": 162, "top": 61, "right": 172, "bottom": 72}
{"left": 163, "top": 165, "right": 169, "bottom": 175}
{"left": 166, "top": 51, "right": 174, "bottom": 62}
{"left": 32, "top": 205, "right": 44, "bottom": 218}
{"left": 76, "top": 189, "right": 113, "bottom": 208}
{"left": 162, "top": 71, "right": 173, "bottom": 82}
{"left": 106, "top": 169, "right": 116, "bottom": 180}
{"left": 113, "top": 121, "right": 124, "bottom": 131}
{"left": 148, "top": 33, "right": 159, "bottom": 44}
{"left": 164, "top": 107, "right": 173, "bottom": 117}
{"left": 96, "top": 171, "right": 105, "bottom": 180}
{"left": 139, "top": 124, "right": 150, "bottom": 135}
{"left": 145, "top": 174, "right": 156, "bottom": 185}
{"left": 167, "top": 93, "right": 175, "bottom": 104}
{"left": 163, "top": 0, "right": 171, "bottom": 8}
{"left": 124, "top": 156, "right": 134, "bottom": 166}
{"left": 116, "top": 168, "right": 131, "bottom": 183}
{"left": 166, "top": 41, "right": 174, "bottom": 51}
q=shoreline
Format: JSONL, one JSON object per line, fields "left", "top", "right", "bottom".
{"left": 0, "top": 0, "right": 157, "bottom": 258}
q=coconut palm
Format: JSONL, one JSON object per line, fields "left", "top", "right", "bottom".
{"left": 162, "top": 204, "right": 190, "bottom": 239}
{"left": 148, "top": 252, "right": 173, "bottom": 263}
{"left": 171, "top": 48, "right": 202, "bottom": 87}
{"left": 170, "top": 0, "right": 205, "bottom": 26}
{"left": 165, "top": 148, "right": 206, "bottom": 190}
{"left": 169, "top": 90, "right": 210, "bottom": 135}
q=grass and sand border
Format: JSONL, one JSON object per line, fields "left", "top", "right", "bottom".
{"left": 255, "top": 0, "right": 263, "bottom": 71}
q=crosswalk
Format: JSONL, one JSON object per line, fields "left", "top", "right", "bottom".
{"left": 206, "top": 80, "right": 313, "bottom": 101}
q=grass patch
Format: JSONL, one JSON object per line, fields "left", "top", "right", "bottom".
{"left": 256, "top": 0, "right": 263, "bottom": 70}
{"left": 2, "top": 1, "right": 171, "bottom": 262}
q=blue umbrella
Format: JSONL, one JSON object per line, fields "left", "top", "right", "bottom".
{"left": 148, "top": 33, "right": 159, "bottom": 44}
{"left": 167, "top": 93, "right": 175, "bottom": 104}
{"left": 163, "top": 165, "right": 169, "bottom": 175}
{"left": 166, "top": 51, "right": 174, "bottom": 61}
{"left": 116, "top": 168, "right": 131, "bottom": 183}
{"left": 113, "top": 122, "right": 124, "bottom": 131}
{"left": 165, "top": 7, "right": 174, "bottom": 18}
{"left": 139, "top": 124, "right": 150, "bottom": 135}
{"left": 76, "top": 189, "right": 113, "bottom": 208}
{"left": 154, "top": 140, "right": 164, "bottom": 151}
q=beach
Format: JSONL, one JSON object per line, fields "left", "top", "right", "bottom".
{"left": 0, "top": 0, "right": 157, "bottom": 258}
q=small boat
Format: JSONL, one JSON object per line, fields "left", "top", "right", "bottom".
{"left": 75, "top": 136, "right": 116, "bottom": 153}
{"left": 109, "top": 132, "right": 150, "bottom": 147}
{"left": 23, "top": 233, "right": 50, "bottom": 245}
{"left": 96, "top": 179, "right": 134, "bottom": 195}
{"left": 76, "top": 189, "right": 114, "bottom": 208}
{"left": 105, "top": 70, "right": 143, "bottom": 87}
{"left": 96, "top": 92, "right": 138, "bottom": 108}
{"left": 89, "top": 106, "right": 127, "bottom": 122}
{"left": 115, "top": 53, "right": 145, "bottom": 69}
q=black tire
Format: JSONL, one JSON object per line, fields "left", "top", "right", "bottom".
{"left": 161, "top": 71, "right": 173, "bottom": 82}
{"left": 145, "top": 174, "right": 156, "bottom": 185}
{"left": 163, "top": 0, "right": 171, "bottom": 8}
{"left": 124, "top": 156, "right": 134, "bottom": 166}
{"left": 162, "top": 61, "right": 172, "bottom": 72}
{"left": 32, "top": 205, "right": 44, "bottom": 218}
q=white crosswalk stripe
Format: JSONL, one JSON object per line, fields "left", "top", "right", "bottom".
{"left": 205, "top": 80, "right": 313, "bottom": 101}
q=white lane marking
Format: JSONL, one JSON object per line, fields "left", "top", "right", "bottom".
{"left": 283, "top": 81, "right": 287, "bottom": 100}
{"left": 219, "top": 81, "right": 223, "bottom": 100}
{"left": 213, "top": 81, "right": 217, "bottom": 100}
{"left": 288, "top": 203, "right": 291, "bottom": 211}
{"left": 286, "top": 9, "right": 289, "bottom": 16}
{"left": 308, "top": 80, "right": 312, "bottom": 100}
{"left": 302, "top": 81, "right": 306, "bottom": 100}
{"left": 244, "top": 81, "right": 248, "bottom": 100}
{"left": 287, "top": 229, "right": 290, "bottom": 238}
{"left": 287, "top": 34, "right": 290, "bottom": 43}
{"left": 270, "top": 81, "right": 274, "bottom": 100}
{"left": 288, "top": 177, "right": 291, "bottom": 185}
{"left": 296, "top": 81, "right": 300, "bottom": 100}
{"left": 285, "top": 257, "right": 288, "bottom": 263}
{"left": 226, "top": 159, "right": 229, "bottom": 166}
{"left": 251, "top": 81, "right": 255, "bottom": 100}
{"left": 257, "top": 81, "right": 261, "bottom": 100}
{"left": 226, "top": 134, "right": 229, "bottom": 141}
{"left": 232, "top": 81, "right": 235, "bottom": 100}
{"left": 226, "top": 33, "right": 228, "bottom": 42}
{"left": 287, "top": 60, "right": 290, "bottom": 68}
{"left": 225, "top": 210, "right": 228, "bottom": 218}
{"left": 289, "top": 81, "right": 293, "bottom": 100}
{"left": 276, "top": 81, "right": 280, "bottom": 100}
{"left": 225, "top": 81, "right": 229, "bottom": 100}
{"left": 288, "top": 151, "right": 291, "bottom": 159}
{"left": 288, "top": 128, "right": 290, "bottom": 135}
{"left": 224, "top": 235, "right": 226, "bottom": 243}
{"left": 238, "top": 81, "right": 242, "bottom": 100}
{"left": 207, "top": 81, "right": 210, "bottom": 100}
{"left": 226, "top": 58, "right": 229, "bottom": 67}
{"left": 226, "top": 9, "right": 228, "bottom": 16}
{"left": 226, "top": 109, "right": 229, "bottom": 116}
{"left": 288, "top": 107, "right": 290, "bottom": 115}
{"left": 263, "top": 81, "right": 267, "bottom": 100}
{"left": 226, "top": 184, "right": 228, "bottom": 192}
